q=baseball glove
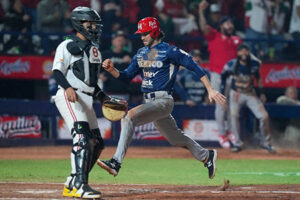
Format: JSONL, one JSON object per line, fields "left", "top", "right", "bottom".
{"left": 102, "top": 98, "right": 128, "bottom": 121}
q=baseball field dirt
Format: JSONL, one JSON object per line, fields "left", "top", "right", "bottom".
{"left": 0, "top": 146, "right": 300, "bottom": 200}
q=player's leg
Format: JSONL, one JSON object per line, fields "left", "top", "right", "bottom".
{"left": 54, "top": 89, "right": 101, "bottom": 198}
{"left": 245, "top": 95, "right": 275, "bottom": 153}
{"left": 54, "top": 89, "right": 78, "bottom": 197}
{"left": 212, "top": 72, "right": 231, "bottom": 148}
{"left": 153, "top": 115, "right": 216, "bottom": 179}
{"left": 229, "top": 90, "right": 244, "bottom": 152}
{"left": 71, "top": 121, "right": 102, "bottom": 198}
{"left": 97, "top": 97, "right": 174, "bottom": 176}
{"left": 87, "top": 109, "right": 105, "bottom": 171}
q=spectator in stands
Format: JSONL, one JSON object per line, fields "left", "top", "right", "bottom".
{"left": 4, "top": 0, "right": 33, "bottom": 54}
{"left": 269, "top": 0, "right": 290, "bottom": 60}
{"left": 276, "top": 86, "right": 300, "bottom": 143}
{"left": 101, "top": 0, "right": 126, "bottom": 33}
{"left": 289, "top": 0, "right": 300, "bottom": 57}
{"left": 100, "top": 31, "right": 140, "bottom": 101}
{"left": 198, "top": 0, "right": 242, "bottom": 147}
{"left": 67, "top": 0, "right": 91, "bottom": 11}
{"left": 277, "top": 86, "right": 300, "bottom": 105}
{"left": 37, "top": 0, "right": 70, "bottom": 55}
{"left": 37, "top": 0, "right": 70, "bottom": 32}
{"left": 207, "top": 3, "right": 222, "bottom": 29}
{"left": 245, "top": 0, "right": 271, "bottom": 59}
{"left": 174, "top": 49, "right": 209, "bottom": 107}
{"left": 220, "top": 0, "right": 245, "bottom": 31}
{"left": 21, "top": 0, "right": 38, "bottom": 30}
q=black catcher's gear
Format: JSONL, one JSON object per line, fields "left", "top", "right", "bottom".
{"left": 71, "top": 7, "right": 102, "bottom": 43}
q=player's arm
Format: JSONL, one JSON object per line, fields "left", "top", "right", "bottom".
{"left": 169, "top": 47, "right": 226, "bottom": 105}
{"left": 198, "top": 0, "right": 210, "bottom": 35}
{"left": 52, "top": 41, "right": 77, "bottom": 102}
{"left": 220, "top": 63, "right": 232, "bottom": 95}
{"left": 255, "top": 62, "right": 267, "bottom": 102}
{"left": 102, "top": 55, "right": 141, "bottom": 81}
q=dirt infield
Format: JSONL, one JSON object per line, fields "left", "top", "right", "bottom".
{"left": 1, "top": 146, "right": 300, "bottom": 200}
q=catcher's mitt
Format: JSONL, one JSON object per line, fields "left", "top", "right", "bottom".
{"left": 102, "top": 98, "right": 128, "bottom": 121}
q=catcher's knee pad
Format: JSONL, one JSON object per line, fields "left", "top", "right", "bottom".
{"left": 72, "top": 122, "right": 92, "bottom": 151}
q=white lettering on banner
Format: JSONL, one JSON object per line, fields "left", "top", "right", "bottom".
{"left": 183, "top": 119, "right": 219, "bottom": 141}
{"left": 0, "top": 59, "right": 30, "bottom": 75}
{"left": 134, "top": 122, "right": 162, "bottom": 140}
{"left": 0, "top": 116, "right": 41, "bottom": 138}
{"left": 265, "top": 66, "right": 300, "bottom": 83}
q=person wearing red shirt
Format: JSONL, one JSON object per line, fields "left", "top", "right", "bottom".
{"left": 198, "top": 0, "right": 242, "bottom": 149}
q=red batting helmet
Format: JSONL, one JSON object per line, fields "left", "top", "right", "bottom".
{"left": 135, "top": 17, "right": 161, "bottom": 38}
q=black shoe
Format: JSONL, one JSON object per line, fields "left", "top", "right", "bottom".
{"left": 231, "top": 145, "right": 242, "bottom": 153}
{"left": 97, "top": 158, "right": 121, "bottom": 176}
{"left": 261, "top": 144, "right": 276, "bottom": 154}
{"left": 204, "top": 150, "right": 217, "bottom": 179}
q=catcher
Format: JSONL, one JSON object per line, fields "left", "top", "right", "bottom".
{"left": 52, "top": 7, "right": 126, "bottom": 199}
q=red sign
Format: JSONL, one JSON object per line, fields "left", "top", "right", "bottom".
{"left": 0, "top": 116, "right": 42, "bottom": 138}
{"left": 260, "top": 63, "right": 300, "bottom": 88}
{"left": 0, "top": 56, "right": 53, "bottom": 80}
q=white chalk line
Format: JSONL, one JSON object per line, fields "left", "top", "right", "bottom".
{"left": 225, "top": 172, "right": 300, "bottom": 176}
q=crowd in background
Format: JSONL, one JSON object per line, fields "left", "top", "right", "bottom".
{"left": 0, "top": 0, "right": 299, "bottom": 102}
{"left": 0, "top": 0, "right": 299, "bottom": 61}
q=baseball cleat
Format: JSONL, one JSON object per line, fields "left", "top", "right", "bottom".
{"left": 204, "top": 149, "right": 217, "bottom": 179}
{"left": 62, "top": 186, "right": 73, "bottom": 197}
{"left": 261, "top": 144, "right": 276, "bottom": 154}
{"left": 231, "top": 145, "right": 242, "bottom": 153}
{"left": 97, "top": 158, "right": 121, "bottom": 177}
{"left": 72, "top": 184, "right": 102, "bottom": 199}
{"left": 217, "top": 134, "right": 231, "bottom": 149}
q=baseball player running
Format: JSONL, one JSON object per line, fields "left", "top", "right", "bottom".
{"left": 52, "top": 7, "right": 109, "bottom": 199}
{"left": 97, "top": 17, "right": 226, "bottom": 179}
{"left": 221, "top": 44, "right": 275, "bottom": 153}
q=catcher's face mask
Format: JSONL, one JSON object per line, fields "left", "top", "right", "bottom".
{"left": 71, "top": 6, "right": 102, "bottom": 43}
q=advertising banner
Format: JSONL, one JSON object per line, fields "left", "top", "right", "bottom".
{"left": 260, "top": 63, "right": 300, "bottom": 88}
{"left": 0, "top": 115, "right": 42, "bottom": 138}
{"left": 133, "top": 122, "right": 164, "bottom": 140}
{"left": 0, "top": 56, "right": 53, "bottom": 80}
{"left": 133, "top": 120, "right": 219, "bottom": 141}
{"left": 57, "top": 117, "right": 112, "bottom": 139}
{"left": 182, "top": 119, "right": 219, "bottom": 141}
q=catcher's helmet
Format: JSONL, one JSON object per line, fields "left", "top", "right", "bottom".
{"left": 135, "top": 17, "right": 161, "bottom": 38}
{"left": 71, "top": 7, "right": 102, "bottom": 43}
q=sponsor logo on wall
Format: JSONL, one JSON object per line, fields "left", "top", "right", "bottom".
{"left": 57, "top": 117, "right": 112, "bottom": 139}
{"left": 0, "top": 116, "right": 41, "bottom": 138}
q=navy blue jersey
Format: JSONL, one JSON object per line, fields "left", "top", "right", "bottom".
{"left": 221, "top": 58, "right": 260, "bottom": 93}
{"left": 117, "top": 42, "right": 206, "bottom": 93}
{"left": 174, "top": 68, "right": 208, "bottom": 103}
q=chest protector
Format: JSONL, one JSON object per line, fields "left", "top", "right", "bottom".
{"left": 67, "top": 36, "right": 102, "bottom": 87}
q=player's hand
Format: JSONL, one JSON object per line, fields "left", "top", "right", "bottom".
{"left": 102, "top": 59, "right": 115, "bottom": 73}
{"left": 65, "top": 87, "right": 77, "bottom": 103}
{"left": 260, "top": 94, "right": 267, "bottom": 103}
{"left": 208, "top": 89, "right": 226, "bottom": 106}
{"left": 185, "top": 100, "right": 196, "bottom": 107}
{"left": 198, "top": 0, "right": 209, "bottom": 11}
